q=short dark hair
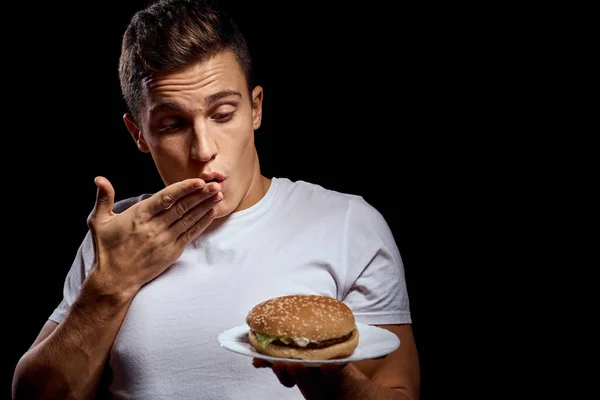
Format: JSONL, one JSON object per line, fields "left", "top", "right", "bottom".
{"left": 119, "top": 0, "right": 254, "bottom": 120}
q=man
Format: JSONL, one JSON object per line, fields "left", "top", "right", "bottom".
{"left": 12, "top": 0, "right": 420, "bottom": 399}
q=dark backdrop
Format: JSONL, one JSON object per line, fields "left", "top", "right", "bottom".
{"left": 4, "top": 1, "right": 501, "bottom": 398}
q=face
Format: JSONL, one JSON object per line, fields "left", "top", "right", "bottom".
{"left": 123, "top": 50, "right": 266, "bottom": 218}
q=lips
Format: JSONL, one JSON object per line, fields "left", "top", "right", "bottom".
{"left": 200, "top": 172, "right": 226, "bottom": 190}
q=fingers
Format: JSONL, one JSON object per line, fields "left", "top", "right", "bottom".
{"left": 252, "top": 359, "right": 343, "bottom": 397}
{"left": 253, "top": 359, "right": 297, "bottom": 388}
{"left": 170, "top": 183, "right": 222, "bottom": 246}
{"left": 287, "top": 363, "right": 313, "bottom": 386}
{"left": 252, "top": 358, "right": 270, "bottom": 368}
{"left": 319, "top": 364, "right": 345, "bottom": 389}
{"left": 271, "top": 362, "right": 297, "bottom": 388}
{"left": 88, "top": 176, "right": 116, "bottom": 226}
{"left": 163, "top": 182, "right": 222, "bottom": 227}
{"left": 141, "top": 178, "right": 205, "bottom": 221}
{"left": 290, "top": 363, "right": 345, "bottom": 399}
{"left": 175, "top": 206, "right": 218, "bottom": 247}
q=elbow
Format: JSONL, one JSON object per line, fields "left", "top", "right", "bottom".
{"left": 12, "top": 355, "right": 74, "bottom": 400}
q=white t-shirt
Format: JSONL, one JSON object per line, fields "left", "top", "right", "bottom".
{"left": 50, "top": 177, "right": 412, "bottom": 400}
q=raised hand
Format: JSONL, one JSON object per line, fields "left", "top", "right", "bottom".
{"left": 86, "top": 176, "right": 222, "bottom": 296}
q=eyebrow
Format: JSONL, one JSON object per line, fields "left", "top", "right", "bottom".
{"left": 205, "top": 90, "right": 243, "bottom": 107}
{"left": 148, "top": 90, "right": 243, "bottom": 116}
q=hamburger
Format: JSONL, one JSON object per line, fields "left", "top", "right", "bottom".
{"left": 246, "top": 294, "right": 359, "bottom": 360}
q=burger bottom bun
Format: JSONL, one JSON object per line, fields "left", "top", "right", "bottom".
{"left": 248, "top": 328, "right": 359, "bottom": 361}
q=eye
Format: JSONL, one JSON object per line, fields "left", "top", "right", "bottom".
{"left": 212, "top": 112, "right": 234, "bottom": 122}
{"left": 158, "top": 121, "right": 183, "bottom": 133}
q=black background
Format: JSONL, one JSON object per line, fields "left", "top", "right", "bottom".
{"left": 3, "top": 1, "right": 521, "bottom": 398}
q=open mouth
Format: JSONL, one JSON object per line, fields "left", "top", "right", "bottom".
{"left": 200, "top": 174, "right": 226, "bottom": 188}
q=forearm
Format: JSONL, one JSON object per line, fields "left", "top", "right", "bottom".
{"left": 12, "top": 268, "right": 135, "bottom": 400}
{"left": 337, "top": 364, "right": 413, "bottom": 400}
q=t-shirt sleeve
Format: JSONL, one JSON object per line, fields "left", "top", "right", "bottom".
{"left": 341, "top": 197, "right": 412, "bottom": 325}
{"left": 48, "top": 230, "right": 97, "bottom": 324}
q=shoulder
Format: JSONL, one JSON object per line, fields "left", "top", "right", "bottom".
{"left": 273, "top": 177, "right": 384, "bottom": 221}
{"left": 274, "top": 177, "right": 358, "bottom": 202}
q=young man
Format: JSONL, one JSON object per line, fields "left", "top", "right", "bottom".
{"left": 12, "top": 1, "right": 420, "bottom": 399}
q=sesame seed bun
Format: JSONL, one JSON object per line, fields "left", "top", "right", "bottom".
{"left": 245, "top": 294, "right": 359, "bottom": 360}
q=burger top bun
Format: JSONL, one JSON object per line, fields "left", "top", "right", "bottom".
{"left": 246, "top": 294, "right": 356, "bottom": 342}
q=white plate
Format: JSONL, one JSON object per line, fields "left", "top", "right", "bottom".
{"left": 217, "top": 322, "right": 400, "bottom": 366}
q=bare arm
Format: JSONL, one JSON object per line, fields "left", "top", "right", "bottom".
{"left": 12, "top": 176, "right": 222, "bottom": 400}
{"left": 348, "top": 324, "right": 420, "bottom": 400}
{"left": 12, "top": 269, "right": 134, "bottom": 399}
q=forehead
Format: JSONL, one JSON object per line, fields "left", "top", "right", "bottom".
{"left": 141, "top": 51, "right": 247, "bottom": 115}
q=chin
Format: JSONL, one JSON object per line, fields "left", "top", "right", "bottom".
{"left": 212, "top": 200, "right": 233, "bottom": 219}
{"left": 212, "top": 202, "right": 224, "bottom": 218}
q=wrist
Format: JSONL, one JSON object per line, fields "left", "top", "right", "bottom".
{"left": 85, "top": 266, "right": 138, "bottom": 307}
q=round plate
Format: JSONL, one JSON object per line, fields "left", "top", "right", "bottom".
{"left": 217, "top": 322, "right": 400, "bottom": 367}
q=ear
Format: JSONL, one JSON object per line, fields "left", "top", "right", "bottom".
{"left": 123, "top": 113, "right": 150, "bottom": 153}
{"left": 251, "top": 86, "right": 263, "bottom": 130}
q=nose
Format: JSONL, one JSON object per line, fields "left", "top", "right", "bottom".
{"left": 190, "top": 123, "right": 217, "bottom": 162}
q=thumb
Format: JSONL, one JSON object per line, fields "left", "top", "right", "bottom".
{"left": 91, "top": 176, "right": 115, "bottom": 219}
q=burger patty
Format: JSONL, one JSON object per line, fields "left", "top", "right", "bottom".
{"left": 273, "top": 331, "right": 354, "bottom": 349}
